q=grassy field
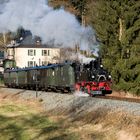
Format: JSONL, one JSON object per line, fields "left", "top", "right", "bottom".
{"left": 0, "top": 98, "right": 78, "bottom": 140}
{"left": 0, "top": 91, "right": 139, "bottom": 140}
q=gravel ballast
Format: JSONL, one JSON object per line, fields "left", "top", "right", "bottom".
{"left": 0, "top": 88, "right": 140, "bottom": 116}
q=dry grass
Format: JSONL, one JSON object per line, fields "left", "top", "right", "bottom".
{"left": 110, "top": 91, "right": 140, "bottom": 99}
{"left": 0, "top": 91, "right": 140, "bottom": 140}
{"left": 0, "top": 93, "right": 78, "bottom": 140}
{"left": 44, "top": 106, "right": 140, "bottom": 140}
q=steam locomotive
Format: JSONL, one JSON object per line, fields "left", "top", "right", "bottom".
{"left": 4, "top": 58, "right": 112, "bottom": 96}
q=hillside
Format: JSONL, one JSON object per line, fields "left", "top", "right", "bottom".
{"left": 0, "top": 88, "right": 140, "bottom": 140}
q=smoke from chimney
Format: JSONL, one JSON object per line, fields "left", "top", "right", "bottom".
{"left": 0, "top": 0, "right": 98, "bottom": 54}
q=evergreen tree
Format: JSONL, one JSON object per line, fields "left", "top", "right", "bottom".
{"left": 89, "top": 0, "right": 140, "bottom": 94}
{"left": 69, "top": 0, "right": 88, "bottom": 24}
{"left": 49, "top": 0, "right": 90, "bottom": 25}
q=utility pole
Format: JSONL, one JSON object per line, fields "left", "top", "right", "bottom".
{"left": 2, "top": 33, "right": 8, "bottom": 60}
{"left": 81, "top": 8, "right": 86, "bottom": 27}
{"left": 3, "top": 33, "right": 6, "bottom": 45}
{"left": 35, "top": 70, "right": 38, "bottom": 98}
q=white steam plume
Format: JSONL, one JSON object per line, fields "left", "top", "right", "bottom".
{"left": 0, "top": 0, "right": 98, "bottom": 52}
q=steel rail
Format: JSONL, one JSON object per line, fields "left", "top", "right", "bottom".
{"left": 95, "top": 95, "right": 140, "bottom": 103}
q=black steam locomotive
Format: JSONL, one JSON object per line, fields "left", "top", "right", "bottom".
{"left": 4, "top": 58, "right": 112, "bottom": 96}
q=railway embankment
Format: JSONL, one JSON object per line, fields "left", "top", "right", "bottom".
{"left": 0, "top": 87, "right": 140, "bottom": 140}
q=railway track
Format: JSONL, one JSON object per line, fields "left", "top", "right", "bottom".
{"left": 0, "top": 85, "right": 6, "bottom": 88}
{"left": 0, "top": 85, "right": 140, "bottom": 103}
{"left": 95, "top": 95, "right": 140, "bottom": 103}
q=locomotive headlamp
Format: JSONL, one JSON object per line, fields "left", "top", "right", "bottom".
{"left": 108, "top": 75, "right": 111, "bottom": 78}
{"left": 100, "top": 65, "right": 103, "bottom": 68}
{"left": 92, "top": 75, "right": 95, "bottom": 78}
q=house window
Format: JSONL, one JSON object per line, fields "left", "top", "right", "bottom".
{"left": 42, "top": 50, "right": 47, "bottom": 56}
{"left": 42, "top": 61, "right": 48, "bottom": 65}
{"left": 8, "top": 50, "right": 10, "bottom": 55}
{"left": 48, "top": 50, "right": 50, "bottom": 56}
{"left": 8, "top": 49, "right": 14, "bottom": 56}
{"left": 28, "top": 49, "right": 36, "bottom": 56}
{"left": 42, "top": 50, "right": 50, "bottom": 56}
{"left": 28, "top": 61, "right": 36, "bottom": 67}
{"left": 0, "top": 51, "right": 4, "bottom": 58}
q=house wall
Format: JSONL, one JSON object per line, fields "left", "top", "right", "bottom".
{"left": 7, "top": 47, "right": 60, "bottom": 68}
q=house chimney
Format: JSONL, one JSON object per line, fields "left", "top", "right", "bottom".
{"left": 36, "top": 40, "right": 41, "bottom": 45}
{"left": 35, "top": 36, "right": 41, "bottom": 46}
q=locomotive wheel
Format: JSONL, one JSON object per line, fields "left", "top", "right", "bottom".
{"left": 84, "top": 88, "right": 88, "bottom": 93}
{"left": 80, "top": 87, "right": 83, "bottom": 91}
{"left": 102, "top": 93, "right": 106, "bottom": 96}
{"left": 45, "top": 88, "right": 48, "bottom": 92}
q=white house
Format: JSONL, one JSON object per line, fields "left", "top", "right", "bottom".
{"left": 5, "top": 31, "right": 91, "bottom": 68}
{"left": 4, "top": 32, "right": 61, "bottom": 68}
{"left": 6, "top": 44, "right": 60, "bottom": 68}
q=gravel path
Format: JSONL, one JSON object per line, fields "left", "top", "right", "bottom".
{"left": 1, "top": 88, "right": 140, "bottom": 116}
